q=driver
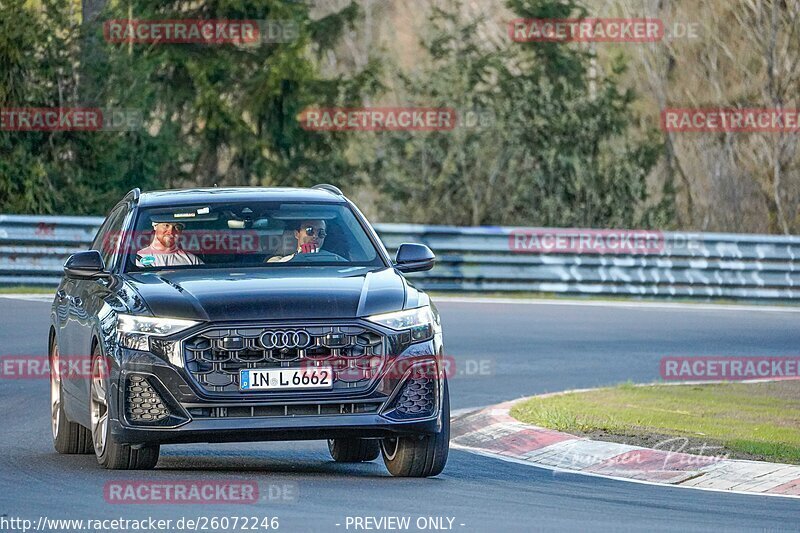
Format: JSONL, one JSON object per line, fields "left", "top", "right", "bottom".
{"left": 267, "top": 219, "right": 326, "bottom": 263}
{"left": 136, "top": 221, "right": 203, "bottom": 267}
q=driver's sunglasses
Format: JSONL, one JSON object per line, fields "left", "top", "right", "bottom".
{"left": 303, "top": 226, "right": 327, "bottom": 238}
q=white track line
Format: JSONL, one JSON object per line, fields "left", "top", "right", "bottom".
{"left": 0, "top": 294, "right": 53, "bottom": 303}
{"left": 434, "top": 296, "right": 800, "bottom": 313}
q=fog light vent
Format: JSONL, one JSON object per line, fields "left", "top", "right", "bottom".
{"left": 393, "top": 373, "right": 436, "bottom": 418}
{"left": 126, "top": 374, "right": 169, "bottom": 423}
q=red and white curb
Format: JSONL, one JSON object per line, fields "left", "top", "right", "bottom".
{"left": 451, "top": 400, "right": 800, "bottom": 498}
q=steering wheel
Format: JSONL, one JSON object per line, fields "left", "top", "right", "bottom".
{"left": 292, "top": 249, "right": 347, "bottom": 262}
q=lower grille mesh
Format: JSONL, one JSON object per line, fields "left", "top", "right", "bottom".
{"left": 126, "top": 375, "right": 169, "bottom": 422}
{"left": 394, "top": 375, "right": 436, "bottom": 417}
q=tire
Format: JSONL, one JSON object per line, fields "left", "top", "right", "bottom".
{"left": 381, "top": 379, "right": 450, "bottom": 477}
{"left": 328, "top": 438, "right": 381, "bottom": 462}
{"left": 90, "top": 346, "right": 159, "bottom": 470}
{"left": 50, "top": 341, "right": 93, "bottom": 454}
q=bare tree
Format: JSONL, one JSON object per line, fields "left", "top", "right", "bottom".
{"left": 731, "top": 0, "right": 800, "bottom": 234}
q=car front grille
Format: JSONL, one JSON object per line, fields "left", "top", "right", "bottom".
{"left": 183, "top": 324, "right": 385, "bottom": 394}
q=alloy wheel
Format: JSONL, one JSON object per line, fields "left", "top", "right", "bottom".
{"left": 381, "top": 437, "right": 400, "bottom": 461}
{"left": 90, "top": 355, "right": 109, "bottom": 457}
{"left": 49, "top": 345, "right": 61, "bottom": 440}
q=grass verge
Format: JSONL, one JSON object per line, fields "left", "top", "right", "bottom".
{"left": 510, "top": 380, "right": 800, "bottom": 465}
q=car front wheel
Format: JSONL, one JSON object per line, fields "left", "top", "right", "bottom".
{"left": 90, "top": 346, "right": 159, "bottom": 470}
{"left": 381, "top": 380, "right": 450, "bottom": 477}
{"left": 50, "top": 341, "right": 93, "bottom": 454}
{"left": 328, "top": 438, "right": 380, "bottom": 462}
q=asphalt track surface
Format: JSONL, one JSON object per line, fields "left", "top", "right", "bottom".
{"left": 1, "top": 296, "right": 799, "bottom": 532}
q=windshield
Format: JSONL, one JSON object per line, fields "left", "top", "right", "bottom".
{"left": 119, "top": 201, "right": 385, "bottom": 272}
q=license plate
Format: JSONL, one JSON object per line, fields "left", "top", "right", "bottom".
{"left": 240, "top": 367, "right": 333, "bottom": 391}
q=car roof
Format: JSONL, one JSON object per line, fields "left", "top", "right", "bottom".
{"left": 137, "top": 187, "right": 346, "bottom": 208}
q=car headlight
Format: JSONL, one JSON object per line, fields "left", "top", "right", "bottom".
{"left": 367, "top": 306, "right": 435, "bottom": 341}
{"left": 117, "top": 314, "right": 199, "bottom": 352}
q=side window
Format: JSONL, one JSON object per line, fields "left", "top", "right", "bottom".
{"left": 91, "top": 205, "right": 128, "bottom": 270}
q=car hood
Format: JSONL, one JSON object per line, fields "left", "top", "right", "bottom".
{"left": 124, "top": 267, "right": 408, "bottom": 322}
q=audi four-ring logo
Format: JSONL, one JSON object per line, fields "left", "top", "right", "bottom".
{"left": 259, "top": 330, "right": 311, "bottom": 349}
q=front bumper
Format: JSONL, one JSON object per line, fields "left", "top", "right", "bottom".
{"left": 110, "top": 412, "right": 442, "bottom": 446}
{"left": 109, "top": 340, "right": 445, "bottom": 446}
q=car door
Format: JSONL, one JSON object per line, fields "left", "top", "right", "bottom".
{"left": 61, "top": 203, "right": 129, "bottom": 412}
{"left": 52, "top": 276, "right": 76, "bottom": 372}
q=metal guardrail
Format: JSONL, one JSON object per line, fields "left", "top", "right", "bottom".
{"left": 1, "top": 214, "right": 798, "bottom": 301}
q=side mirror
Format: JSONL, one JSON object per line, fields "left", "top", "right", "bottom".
{"left": 394, "top": 243, "right": 435, "bottom": 273}
{"left": 64, "top": 250, "right": 109, "bottom": 280}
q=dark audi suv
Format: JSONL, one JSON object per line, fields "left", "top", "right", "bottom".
{"left": 49, "top": 185, "right": 449, "bottom": 476}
